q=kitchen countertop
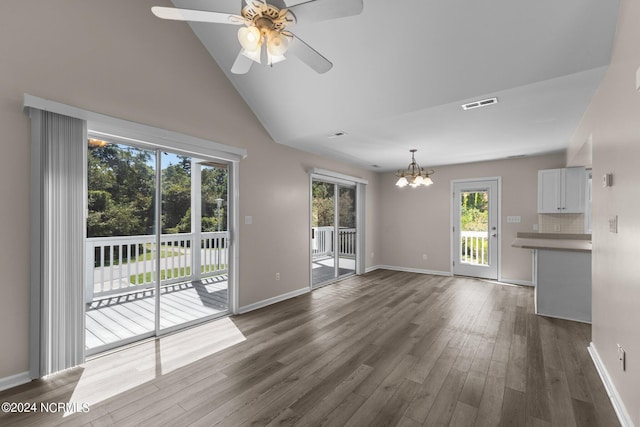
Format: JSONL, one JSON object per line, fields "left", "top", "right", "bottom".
{"left": 511, "top": 232, "right": 592, "bottom": 252}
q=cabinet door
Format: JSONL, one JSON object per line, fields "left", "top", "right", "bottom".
{"left": 538, "top": 169, "right": 561, "bottom": 213}
{"left": 562, "top": 167, "right": 586, "bottom": 213}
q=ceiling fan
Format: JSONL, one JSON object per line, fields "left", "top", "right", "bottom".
{"left": 152, "top": 0, "right": 364, "bottom": 74}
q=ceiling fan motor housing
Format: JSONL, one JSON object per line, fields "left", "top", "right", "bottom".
{"left": 242, "top": 1, "right": 296, "bottom": 32}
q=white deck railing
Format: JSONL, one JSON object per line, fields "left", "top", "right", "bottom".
{"left": 460, "top": 230, "right": 489, "bottom": 265}
{"left": 312, "top": 227, "right": 356, "bottom": 258}
{"left": 86, "top": 231, "right": 228, "bottom": 301}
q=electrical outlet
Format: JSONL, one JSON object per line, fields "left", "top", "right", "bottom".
{"left": 554, "top": 224, "right": 561, "bottom": 232}
{"left": 422, "top": 254, "right": 427, "bottom": 260}
{"left": 275, "top": 272, "right": 280, "bottom": 281}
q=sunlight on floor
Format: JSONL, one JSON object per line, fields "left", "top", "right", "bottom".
{"left": 66, "top": 317, "right": 246, "bottom": 415}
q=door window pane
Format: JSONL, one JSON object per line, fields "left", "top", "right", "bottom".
{"left": 459, "top": 191, "right": 489, "bottom": 265}
{"left": 159, "top": 155, "right": 229, "bottom": 331}
{"left": 338, "top": 186, "right": 356, "bottom": 277}
{"left": 312, "top": 181, "right": 335, "bottom": 286}
{"left": 86, "top": 139, "right": 157, "bottom": 353}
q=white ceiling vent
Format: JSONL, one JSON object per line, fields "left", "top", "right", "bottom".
{"left": 461, "top": 97, "right": 498, "bottom": 110}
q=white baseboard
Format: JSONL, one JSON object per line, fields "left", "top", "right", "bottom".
{"left": 373, "top": 265, "right": 452, "bottom": 277}
{"left": 238, "top": 287, "right": 310, "bottom": 314}
{"left": 365, "top": 265, "right": 382, "bottom": 273}
{"left": 588, "top": 342, "right": 634, "bottom": 427}
{"left": 499, "top": 278, "right": 534, "bottom": 287}
{"left": 366, "top": 267, "right": 533, "bottom": 288}
{"left": 0, "top": 371, "right": 31, "bottom": 392}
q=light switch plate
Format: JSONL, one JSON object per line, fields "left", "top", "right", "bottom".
{"left": 609, "top": 215, "right": 618, "bottom": 233}
{"left": 245, "top": 215, "right": 253, "bottom": 225}
{"left": 506, "top": 216, "right": 522, "bottom": 223}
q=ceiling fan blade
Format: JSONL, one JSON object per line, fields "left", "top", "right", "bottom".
{"left": 288, "top": 34, "right": 333, "bottom": 73}
{"left": 288, "top": 0, "right": 363, "bottom": 23}
{"left": 151, "top": 6, "right": 244, "bottom": 25}
{"left": 231, "top": 51, "right": 254, "bottom": 74}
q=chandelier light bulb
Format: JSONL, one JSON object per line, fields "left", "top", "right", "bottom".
{"left": 238, "top": 26, "right": 262, "bottom": 52}
{"left": 395, "top": 176, "right": 409, "bottom": 188}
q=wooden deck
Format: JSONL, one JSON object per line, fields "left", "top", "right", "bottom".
{"left": 86, "top": 275, "right": 228, "bottom": 351}
{"left": 312, "top": 255, "right": 355, "bottom": 286}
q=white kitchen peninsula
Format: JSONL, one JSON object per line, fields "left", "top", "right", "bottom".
{"left": 512, "top": 233, "right": 592, "bottom": 323}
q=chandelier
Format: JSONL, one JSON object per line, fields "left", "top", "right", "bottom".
{"left": 395, "top": 149, "right": 435, "bottom": 188}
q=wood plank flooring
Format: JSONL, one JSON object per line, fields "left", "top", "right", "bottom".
{"left": 0, "top": 270, "right": 619, "bottom": 426}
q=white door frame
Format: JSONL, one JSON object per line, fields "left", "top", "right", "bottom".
{"left": 450, "top": 177, "right": 502, "bottom": 281}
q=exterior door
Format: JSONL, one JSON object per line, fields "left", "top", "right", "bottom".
{"left": 452, "top": 179, "right": 499, "bottom": 280}
{"left": 311, "top": 179, "right": 357, "bottom": 287}
{"left": 85, "top": 136, "right": 232, "bottom": 355}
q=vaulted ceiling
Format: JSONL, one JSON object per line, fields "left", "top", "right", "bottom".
{"left": 167, "top": 0, "right": 619, "bottom": 171}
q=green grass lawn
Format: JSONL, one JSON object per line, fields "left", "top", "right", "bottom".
{"left": 98, "top": 244, "right": 223, "bottom": 267}
{"left": 130, "top": 264, "right": 227, "bottom": 284}
{"left": 135, "top": 244, "right": 186, "bottom": 262}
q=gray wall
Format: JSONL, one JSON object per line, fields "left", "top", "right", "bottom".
{"left": 567, "top": 0, "right": 640, "bottom": 423}
{"left": 0, "top": 0, "right": 380, "bottom": 379}
{"left": 378, "top": 153, "right": 565, "bottom": 283}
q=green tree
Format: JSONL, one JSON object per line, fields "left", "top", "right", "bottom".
{"left": 88, "top": 146, "right": 229, "bottom": 237}
{"left": 339, "top": 188, "right": 356, "bottom": 228}
{"left": 201, "top": 166, "right": 228, "bottom": 232}
{"left": 312, "top": 182, "right": 335, "bottom": 227}
{"left": 460, "top": 192, "right": 488, "bottom": 231}
{"left": 87, "top": 144, "right": 155, "bottom": 237}
{"left": 162, "top": 159, "right": 191, "bottom": 234}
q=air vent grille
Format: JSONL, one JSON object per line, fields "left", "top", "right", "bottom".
{"left": 461, "top": 97, "right": 498, "bottom": 110}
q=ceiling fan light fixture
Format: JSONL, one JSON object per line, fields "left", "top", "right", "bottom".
{"left": 267, "top": 52, "right": 287, "bottom": 65}
{"left": 240, "top": 47, "right": 262, "bottom": 63}
{"left": 238, "top": 26, "right": 262, "bottom": 52}
{"left": 267, "top": 31, "right": 290, "bottom": 57}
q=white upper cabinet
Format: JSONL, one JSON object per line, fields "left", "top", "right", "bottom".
{"left": 538, "top": 167, "right": 586, "bottom": 213}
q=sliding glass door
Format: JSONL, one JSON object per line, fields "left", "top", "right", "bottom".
{"left": 85, "top": 140, "right": 157, "bottom": 350}
{"left": 311, "top": 179, "right": 357, "bottom": 287}
{"left": 85, "top": 137, "right": 231, "bottom": 354}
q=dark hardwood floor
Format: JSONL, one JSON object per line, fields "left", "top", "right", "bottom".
{"left": 0, "top": 270, "right": 619, "bottom": 426}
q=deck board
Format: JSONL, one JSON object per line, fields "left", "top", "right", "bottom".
{"left": 86, "top": 276, "right": 229, "bottom": 351}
